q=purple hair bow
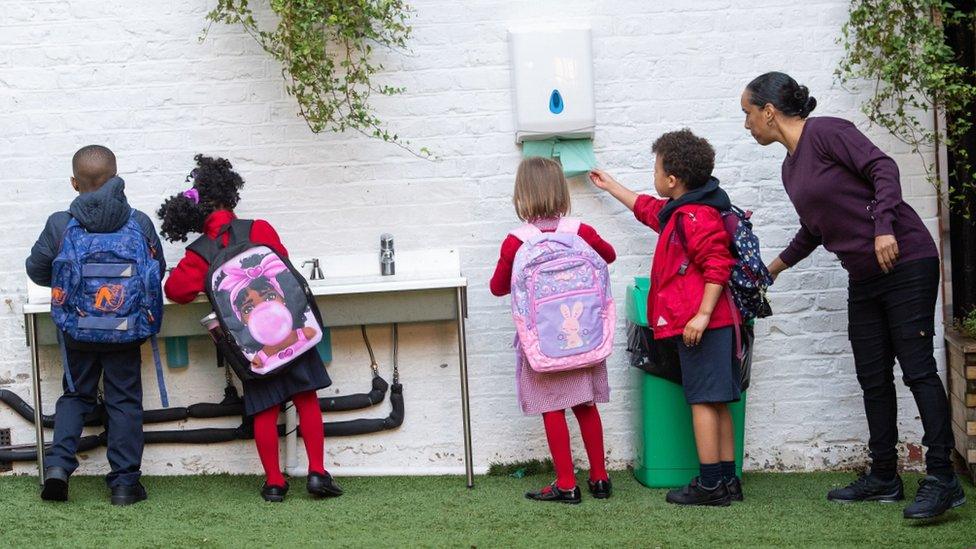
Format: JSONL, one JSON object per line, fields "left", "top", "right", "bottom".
{"left": 182, "top": 188, "right": 200, "bottom": 204}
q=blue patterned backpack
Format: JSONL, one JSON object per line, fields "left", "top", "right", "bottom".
{"left": 50, "top": 213, "right": 167, "bottom": 405}
{"left": 675, "top": 205, "right": 773, "bottom": 322}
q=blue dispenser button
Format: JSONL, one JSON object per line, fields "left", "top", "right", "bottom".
{"left": 549, "top": 89, "right": 564, "bottom": 114}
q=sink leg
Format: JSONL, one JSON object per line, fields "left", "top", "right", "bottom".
{"left": 456, "top": 287, "right": 474, "bottom": 488}
{"left": 28, "top": 314, "right": 45, "bottom": 485}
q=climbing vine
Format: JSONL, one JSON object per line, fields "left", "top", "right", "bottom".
{"left": 836, "top": 0, "right": 976, "bottom": 216}
{"left": 204, "top": 1, "right": 428, "bottom": 156}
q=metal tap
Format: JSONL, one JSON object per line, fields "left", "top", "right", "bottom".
{"left": 302, "top": 258, "right": 324, "bottom": 280}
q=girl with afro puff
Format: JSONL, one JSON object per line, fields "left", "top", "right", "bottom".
{"left": 159, "top": 154, "right": 342, "bottom": 502}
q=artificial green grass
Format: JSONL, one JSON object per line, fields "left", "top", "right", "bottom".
{"left": 0, "top": 471, "right": 974, "bottom": 548}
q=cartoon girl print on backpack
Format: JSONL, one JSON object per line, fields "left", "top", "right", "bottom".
{"left": 212, "top": 250, "right": 321, "bottom": 375}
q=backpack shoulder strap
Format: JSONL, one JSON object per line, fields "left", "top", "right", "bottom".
{"left": 187, "top": 234, "right": 220, "bottom": 264}
{"left": 509, "top": 223, "right": 543, "bottom": 243}
{"left": 555, "top": 217, "right": 581, "bottom": 235}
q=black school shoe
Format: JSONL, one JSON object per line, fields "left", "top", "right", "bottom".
{"left": 111, "top": 482, "right": 147, "bottom": 506}
{"left": 525, "top": 482, "right": 582, "bottom": 504}
{"left": 588, "top": 478, "right": 612, "bottom": 499}
{"left": 726, "top": 476, "right": 744, "bottom": 502}
{"left": 666, "top": 477, "right": 732, "bottom": 507}
{"left": 903, "top": 475, "right": 966, "bottom": 520}
{"left": 827, "top": 472, "right": 904, "bottom": 503}
{"left": 40, "top": 467, "right": 69, "bottom": 502}
{"left": 261, "top": 481, "right": 289, "bottom": 503}
{"left": 307, "top": 472, "right": 344, "bottom": 498}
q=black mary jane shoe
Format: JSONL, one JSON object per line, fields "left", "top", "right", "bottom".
{"left": 588, "top": 478, "right": 612, "bottom": 499}
{"left": 525, "top": 482, "right": 582, "bottom": 504}
{"left": 307, "top": 472, "right": 344, "bottom": 498}
{"left": 261, "top": 481, "right": 290, "bottom": 503}
{"left": 41, "top": 467, "right": 69, "bottom": 502}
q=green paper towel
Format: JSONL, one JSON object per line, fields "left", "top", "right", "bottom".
{"left": 522, "top": 138, "right": 596, "bottom": 178}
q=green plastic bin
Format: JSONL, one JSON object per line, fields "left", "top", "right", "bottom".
{"left": 627, "top": 276, "right": 747, "bottom": 488}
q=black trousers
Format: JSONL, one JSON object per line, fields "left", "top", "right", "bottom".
{"left": 45, "top": 345, "right": 144, "bottom": 487}
{"left": 848, "top": 257, "right": 954, "bottom": 475}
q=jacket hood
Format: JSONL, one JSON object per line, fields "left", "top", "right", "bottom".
{"left": 657, "top": 177, "right": 731, "bottom": 228}
{"left": 68, "top": 176, "right": 132, "bottom": 232}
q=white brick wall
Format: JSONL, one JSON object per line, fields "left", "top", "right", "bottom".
{"left": 0, "top": 0, "right": 944, "bottom": 477}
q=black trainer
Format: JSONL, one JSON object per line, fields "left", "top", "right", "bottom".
{"left": 665, "top": 477, "right": 732, "bottom": 507}
{"left": 525, "top": 482, "right": 582, "bottom": 504}
{"left": 588, "top": 478, "right": 612, "bottom": 499}
{"left": 40, "top": 467, "right": 69, "bottom": 502}
{"left": 726, "top": 476, "right": 743, "bottom": 502}
{"left": 903, "top": 475, "right": 966, "bottom": 520}
{"left": 261, "top": 481, "right": 289, "bottom": 503}
{"left": 110, "top": 482, "right": 147, "bottom": 506}
{"left": 827, "top": 472, "right": 903, "bottom": 503}
{"left": 307, "top": 472, "right": 343, "bottom": 498}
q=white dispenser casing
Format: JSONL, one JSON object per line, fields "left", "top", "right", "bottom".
{"left": 508, "top": 27, "right": 595, "bottom": 143}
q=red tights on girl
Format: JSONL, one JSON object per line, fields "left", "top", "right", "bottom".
{"left": 252, "top": 390, "right": 326, "bottom": 487}
{"left": 542, "top": 403, "right": 609, "bottom": 490}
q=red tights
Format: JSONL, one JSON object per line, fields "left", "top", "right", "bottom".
{"left": 542, "top": 404, "right": 609, "bottom": 491}
{"left": 252, "top": 390, "right": 326, "bottom": 487}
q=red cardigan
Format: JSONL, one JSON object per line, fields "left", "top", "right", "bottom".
{"left": 164, "top": 210, "right": 288, "bottom": 304}
{"left": 633, "top": 194, "right": 738, "bottom": 339}
{"left": 489, "top": 221, "right": 616, "bottom": 296}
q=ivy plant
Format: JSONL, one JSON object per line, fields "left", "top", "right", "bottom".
{"left": 204, "top": 1, "right": 429, "bottom": 156}
{"left": 836, "top": 0, "right": 976, "bottom": 216}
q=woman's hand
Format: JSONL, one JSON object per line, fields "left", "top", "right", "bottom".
{"left": 767, "top": 257, "right": 789, "bottom": 282}
{"left": 875, "top": 234, "right": 899, "bottom": 273}
{"left": 588, "top": 169, "right": 619, "bottom": 191}
{"left": 683, "top": 312, "right": 711, "bottom": 347}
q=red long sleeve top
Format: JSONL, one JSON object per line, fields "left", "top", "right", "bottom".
{"left": 164, "top": 210, "right": 288, "bottom": 304}
{"left": 633, "top": 194, "right": 738, "bottom": 339}
{"left": 489, "top": 220, "right": 616, "bottom": 296}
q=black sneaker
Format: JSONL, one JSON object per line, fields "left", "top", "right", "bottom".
{"left": 40, "top": 467, "right": 69, "bottom": 502}
{"left": 903, "top": 475, "right": 966, "bottom": 520}
{"left": 307, "top": 471, "right": 343, "bottom": 498}
{"left": 261, "top": 481, "right": 289, "bottom": 503}
{"left": 827, "top": 472, "right": 903, "bottom": 503}
{"left": 525, "top": 482, "right": 581, "bottom": 504}
{"left": 665, "top": 477, "right": 732, "bottom": 507}
{"left": 110, "top": 482, "right": 147, "bottom": 506}
{"left": 726, "top": 476, "right": 743, "bottom": 502}
{"left": 588, "top": 478, "right": 612, "bottom": 499}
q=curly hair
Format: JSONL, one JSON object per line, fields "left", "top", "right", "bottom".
{"left": 651, "top": 129, "right": 715, "bottom": 189}
{"left": 157, "top": 154, "right": 245, "bottom": 242}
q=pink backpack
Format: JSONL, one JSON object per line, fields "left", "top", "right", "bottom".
{"left": 510, "top": 218, "right": 615, "bottom": 373}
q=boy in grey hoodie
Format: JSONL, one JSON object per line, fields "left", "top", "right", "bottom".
{"left": 26, "top": 145, "right": 165, "bottom": 505}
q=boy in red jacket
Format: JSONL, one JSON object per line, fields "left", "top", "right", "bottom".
{"left": 589, "top": 129, "right": 742, "bottom": 506}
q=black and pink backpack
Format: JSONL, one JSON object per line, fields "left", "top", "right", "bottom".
{"left": 188, "top": 220, "right": 324, "bottom": 381}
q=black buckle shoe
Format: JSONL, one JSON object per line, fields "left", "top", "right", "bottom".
{"left": 903, "top": 475, "right": 966, "bottom": 519}
{"left": 261, "top": 481, "right": 289, "bottom": 503}
{"left": 110, "top": 482, "right": 147, "bottom": 506}
{"left": 726, "top": 476, "right": 743, "bottom": 502}
{"left": 525, "top": 482, "right": 581, "bottom": 504}
{"left": 587, "top": 478, "right": 612, "bottom": 499}
{"left": 665, "top": 477, "right": 732, "bottom": 507}
{"left": 41, "top": 467, "right": 69, "bottom": 502}
{"left": 307, "top": 472, "right": 343, "bottom": 498}
{"left": 827, "top": 472, "right": 903, "bottom": 503}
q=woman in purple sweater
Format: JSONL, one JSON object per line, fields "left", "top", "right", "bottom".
{"left": 740, "top": 72, "right": 964, "bottom": 520}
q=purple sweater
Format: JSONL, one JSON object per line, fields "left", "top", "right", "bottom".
{"left": 778, "top": 117, "right": 938, "bottom": 281}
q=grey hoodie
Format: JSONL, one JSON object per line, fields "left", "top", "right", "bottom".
{"left": 25, "top": 177, "right": 166, "bottom": 287}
